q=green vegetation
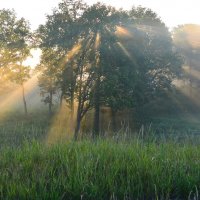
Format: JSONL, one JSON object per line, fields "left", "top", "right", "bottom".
{"left": 0, "top": 114, "right": 200, "bottom": 199}
{"left": 1, "top": 138, "right": 200, "bottom": 199}
{"left": 36, "top": 0, "right": 183, "bottom": 138}
{"left": 0, "top": 9, "right": 32, "bottom": 115}
{"left": 0, "top": 112, "right": 49, "bottom": 149}
{"left": 1, "top": 0, "right": 200, "bottom": 199}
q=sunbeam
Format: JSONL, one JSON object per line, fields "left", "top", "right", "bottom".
{"left": 116, "top": 26, "right": 133, "bottom": 38}
{"left": 176, "top": 83, "right": 200, "bottom": 108}
{"left": 46, "top": 103, "right": 75, "bottom": 144}
{"left": 0, "top": 74, "right": 38, "bottom": 121}
{"left": 181, "top": 25, "right": 200, "bottom": 49}
{"left": 116, "top": 42, "right": 132, "bottom": 58}
{"left": 95, "top": 32, "right": 101, "bottom": 50}
{"left": 65, "top": 43, "right": 82, "bottom": 63}
{"left": 183, "top": 65, "right": 200, "bottom": 81}
{"left": 116, "top": 42, "right": 139, "bottom": 68}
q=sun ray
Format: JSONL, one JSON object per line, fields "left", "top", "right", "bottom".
{"left": 46, "top": 34, "right": 96, "bottom": 144}
{"left": 46, "top": 102, "right": 75, "bottom": 144}
{"left": 182, "top": 65, "right": 200, "bottom": 80}
{"left": 117, "top": 42, "right": 132, "bottom": 58}
{"left": 166, "top": 90, "right": 188, "bottom": 113}
{"left": 64, "top": 43, "right": 82, "bottom": 63}
{"left": 116, "top": 42, "right": 139, "bottom": 69}
{"left": 167, "top": 88, "right": 200, "bottom": 124}
{"left": 179, "top": 24, "right": 200, "bottom": 49}
{"left": 95, "top": 32, "right": 101, "bottom": 50}
{"left": 176, "top": 83, "right": 200, "bottom": 108}
{"left": 116, "top": 26, "right": 133, "bottom": 38}
{"left": 0, "top": 74, "right": 38, "bottom": 121}
{"left": 60, "top": 34, "right": 94, "bottom": 69}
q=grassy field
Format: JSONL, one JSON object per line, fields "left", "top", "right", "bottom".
{"left": 1, "top": 139, "right": 200, "bottom": 199}
{"left": 1, "top": 113, "right": 200, "bottom": 199}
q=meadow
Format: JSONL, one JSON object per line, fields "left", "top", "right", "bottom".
{"left": 1, "top": 1, "right": 200, "bottom": 199}
{"left": 1, "top": 112, "right": 200, "bottom": 199}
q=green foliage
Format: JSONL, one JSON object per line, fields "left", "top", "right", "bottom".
{"left": 0, "top": 9, "right": 31, "bottom": 67}
{"left": 36, "top": 48, "right": 62, "bottom": 107}
{"left": 0, "top": 9, "right": 31, "bottom": 85}
{"left": 0, "top": 9, "right": 32, "bottom": 115}
{"left": 36, "top": 1, "right": 183, "bottom": 135}
{"left": 8, "top": 64, "right": 30, "bottom": 85}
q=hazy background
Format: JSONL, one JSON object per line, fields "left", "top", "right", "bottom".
{"left": 0, "top": 0, "right": 200, "bottom": 30}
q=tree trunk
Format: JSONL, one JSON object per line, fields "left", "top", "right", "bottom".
{"left": 70, "top": 92, "right": 74, "bottom": 126}
{"left": 111, "top": 108, "right": 117, "bottom": 133}
{"left": 93, "top": 75, "right": 100, "bottom": 137}
{"left": 74, "top": 108, "right": 81, "bottom": 141}
{"left": 49, "top": 90, "right": 53, "bottom": 115}
{"left": 59, "top": 91, "right": 63, "bottom": 109}
{"left": 22, "top": 83, "right": 28, "bottom": 116}
{"left": 74, "top": 64, "right": 83, "bottom": 140}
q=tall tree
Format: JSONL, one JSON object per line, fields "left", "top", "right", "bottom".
{"left": 9, "top": 64, "right": 30, "bottom": 115}
{"left": 36, "top": 2, "right": 182, "bottom": 137}
{"left": 36, "top": 48, "right": 62, "bottom": 115}
{"left": 0, "top": 9, "right": 31, "bottom": 67}
{"left": 0, "top": 9, "right": 32, "bottom": 115}
{"left": 79, "top": 3, "right": 130, "bottom": 136}
{"left": 37, "top": 0, "right": 87, "bottom": 123}
{"left": 126, "top": 7, "right": 182, "bottom": 118}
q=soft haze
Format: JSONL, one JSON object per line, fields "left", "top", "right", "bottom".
{"left": 0, "top": 0, "right": 200, "bottom": 30}
{"left": 1, "top": 0, "right": 200, "bottom": 67}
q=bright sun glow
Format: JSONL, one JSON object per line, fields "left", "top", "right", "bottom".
{"left": 116, "top": 26, "right": 133, "bottom": 38}
{"left": 23, "top": 49, "right": 42, "bottom": 68}
{"left": 178, "top": 25, "right": 200, "bottom": 49}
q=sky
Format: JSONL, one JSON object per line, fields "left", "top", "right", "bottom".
{"left": 0, "top": 0, "right": 200, "bottom": 30}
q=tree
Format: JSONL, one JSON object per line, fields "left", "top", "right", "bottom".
{"left": 80, "top": 4, "right": 182, "bottom": 132}
{"left": 36, "top": 2, "right": 183, "bottom": 137}
{"left": 124, "top": 7, "right": 183, "bottom": 119}
{"left": 79, "top": 3, "right": 131, "bottom": 136}
{"left": 173, "top": 24, "right": 200, "bottom": 90}
{"left": 0, "top": 9, "right": 32, "bottom": 115}
{"left": 0, "top": 9, "right": 31, "bottom": 67}
{"left": 37, "top": 0, "right": 87, "bottom": 122}
{"left": 9, "top": 64, "right": 30, "bottom": 115}
{"left": 36, "top": 48, "right": 63, "bottom": 115}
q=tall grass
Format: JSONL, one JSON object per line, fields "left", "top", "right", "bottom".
{"left": 1, "top": 113, "right": 200, "bottom": 199}
{"left": 1, "top": 139, "right": 200, "bottom": 199}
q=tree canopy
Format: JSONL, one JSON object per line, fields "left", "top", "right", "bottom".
{"left": 35, "top": 0, "right": 183, "bottom": 137}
